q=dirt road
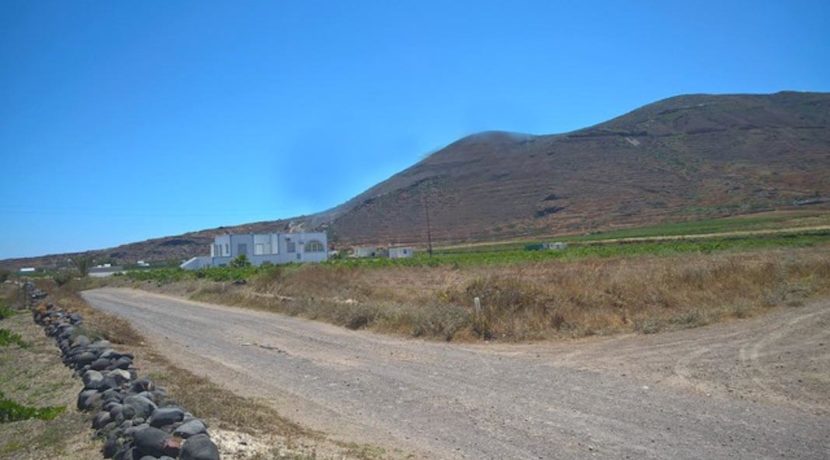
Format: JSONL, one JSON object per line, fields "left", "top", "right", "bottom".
{"left": 82, "top": 288, "right": 830, "bottom": 459}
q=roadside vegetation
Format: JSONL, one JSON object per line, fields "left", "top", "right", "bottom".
{"left": 0, "top": 391, "right": 65, "bottom": 423}
{"left": 107, "top": 220, "right": 830, "bottom": 341}
{"left": 0, "top": 285, "right": 99, "bottom": 459}
{"left": 0, "top": 298, "right": 27, "bottom": 349}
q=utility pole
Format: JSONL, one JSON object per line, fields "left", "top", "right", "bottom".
{"left": 422, "top": 187, "right": 433, "bottom": 257}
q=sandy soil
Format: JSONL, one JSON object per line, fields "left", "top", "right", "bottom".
{"left": 82, "top": 288, "right": 830, "bottom": 459}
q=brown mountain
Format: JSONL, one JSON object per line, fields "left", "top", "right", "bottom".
{"left": 4, "top": 91, "right": 830, "bottom": 268}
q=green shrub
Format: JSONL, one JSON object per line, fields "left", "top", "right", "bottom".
{"left": 0, "top": 329, "right": 28, "bottom": 348}
{"left": 230, "top": 255, "right": 251, "bottom": 268}
{"left": 127, "top": 268, "right": 189, "bottom": 283}
{"left": 72, "top": 255, "right": 94, "bottom": 277}
{"left": 0, "top": 391, "right": 64, "bottom": 422}
{"left": 53, "top": 271, "right": 73, "bottom": 287}
{"left": 0, "top": 305, "right": 16, "bottom": 320}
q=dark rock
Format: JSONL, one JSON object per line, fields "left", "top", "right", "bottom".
{"left": 162, "top": 437, "right": 182, "bottom": 457}
{"left": 102, "top": 435, "right": 119, "bottom": 458}
{"left": 100, "top": 376, "right": 119, "bottom": 391}
{"left": 93, "top": 410, "right": 113, "bottom": 429}
{"left": 124, "top": 422, "right": 149, "bottom": 437}
{"left": 104, "top": 401, "right": 120, "bottom": 411}
{"left": 148, "top": 407, "right": 184, "bottom": 428}
{"left": 180, "top": 434, "right": 220, "bottom": 460}
{"left": 109, "top": 369, "right": 132, "bottom": 384}
{"left": 73, "top": 335, "right": 91, "bottom": 348}
{"left": 90, "top": 339, "right": 113, "bottom": 349}
{"left": 134, "top": 391, "right": 156, "bottom": 402}
{"left": 100, "top": 349, "right": 118, "bottom": 359}
{"left": 121, "top": 404, "right": 136, "bottom": 420}
{"left": 75, "top": 351, "right": 98, "bottom": 366}
{"left": 173, "top": 419, "right": 207, "bottom": 438}
{"left": 114, "top": 356, "right": 133, "bottom": 370}
{"left": 85, "top": 379, "right": 109, "bottom": 392}
{"left": 83, "top": 369, "right": 104, "bottom": 385}
{"left": 125, "top": 395, "right": 157, "bottom": 419}
{"left": 102, "top": 389, "right": 124, "bottom": 403}
{"left": 78, "top": 389, "right": 101, "bottom": 410}
{"left": 133, "top": 426, "right": 170, "bottom": 457}
{"left": 91, "top": 358, "right": 113, "bottom": 371}
{"left": 114, "top": 446, "right": 136, "bottom": 460}
{"left": 109, "top": 403, "right": 124, "bottom": 419}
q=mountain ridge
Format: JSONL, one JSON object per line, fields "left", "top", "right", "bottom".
{"left": 4, "top": 91, "right": 830, "bottom": 268}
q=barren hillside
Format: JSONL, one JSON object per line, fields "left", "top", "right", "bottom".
{"left": 4, "top": 91, "right": 829, "bottom": 268}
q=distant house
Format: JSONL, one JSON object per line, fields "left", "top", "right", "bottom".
{"left": 389, "top": 246, "right": 415, "bottom": 259}
{"left": 353, "top": 246, "right": 380, "bottom": 258}
{"left": 542, "top": 242, "right": 568, "bottom": 250}
{"left": 181, "top": 231, "right": 328, "bottom": 270}
{"left": 18, "top": 267, "right": 35, "bottom": 273}
{"left": 89, "top": 266, "right": 124, "bottom": 278}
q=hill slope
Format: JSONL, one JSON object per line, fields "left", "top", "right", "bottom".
{"left": 327, "top": 91, "right": 830, "bottom": 244}
{"left": 4, "top": 91, "right": 830, "bottom": 268}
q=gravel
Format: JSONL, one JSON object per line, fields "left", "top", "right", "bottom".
{"left": 84, "top": 287, "right": 830, "bottom": 459}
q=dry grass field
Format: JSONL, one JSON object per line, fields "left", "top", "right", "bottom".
{"left": 123, "top": 244, "right": 830, "bottom": 342}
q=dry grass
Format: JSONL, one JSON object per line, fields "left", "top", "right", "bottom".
{"left": 135, "top": 246, "right": 830, "bottom": 342}
{"left": 0, "top": 287, "right": 100, "bottom": 460}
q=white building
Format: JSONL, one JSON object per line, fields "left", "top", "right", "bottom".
{"left": 352, "top": 246, "right": 384, "bottom": 258}
{"left": 181, "top": 231, "right": 328, "bottom": 270}
{"left": 388, "top": 247, "right": 415, "bottom": 259}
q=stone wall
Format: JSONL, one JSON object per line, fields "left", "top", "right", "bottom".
{"left": 23, "top": 282, "right": 221, "bottom": 460}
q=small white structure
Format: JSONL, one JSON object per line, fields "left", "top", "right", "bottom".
{"left": 18, "top": 267, "right": 35, "bottom": 273}
{"left": 89, "top": 266, "right": 124, "bottom": 277}
{"left": 353, "top": 247, "right": 381, "bottom": 258}
{"left": 136, "top": 260, "right": 150, "bottom": 267}
{"left": 542, "top": 242, "right": 568, "bottom": 250}
{"left": 389, "top": 247, "right": 415, "bottom": 259}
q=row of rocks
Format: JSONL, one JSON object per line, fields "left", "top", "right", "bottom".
{"left": 24, "top": 282, "right": 221, "bottom": 460}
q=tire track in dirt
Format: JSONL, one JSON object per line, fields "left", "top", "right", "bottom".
{"left": 82, "top": 288, "right": 830, "bottom": 459}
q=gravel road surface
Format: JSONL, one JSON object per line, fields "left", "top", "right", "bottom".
{"left": 82, "top": 288, "right": 830, "bottom": 459}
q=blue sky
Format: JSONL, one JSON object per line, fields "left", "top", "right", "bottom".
{"left": 1, "top": 1, "right": 828, "bottom": 259}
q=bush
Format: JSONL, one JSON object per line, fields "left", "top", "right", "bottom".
{"left": 0, "top": 269, "right": 10, "bottom": 283}
{"left": 406, "top": 305, "right": 470, "bottom": 341}
{"left": 73, "top": 255, "right": 94, "bottom": 277}
{"left": 0, "top": 391, "right": 64, "bottom": 422}
{"left": 0, "top": 305, "right": 16, "bottom": 320}
{"left": 462, "top": 276, "right": 542, "bottom": 312}
{"left": 230, "top": 255, "right": 251, "bottom": 268}
{"left": 253, "top": 265, "right": 284, "bottom": 290}
{"left": 0, "top": 329, "right": 28, "bottom": 347}
{"left": 127, "top": 268, "right": 189, "bottom": 283}
{"left": 53, "top": 271, "right": 73, "bottom": 287}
